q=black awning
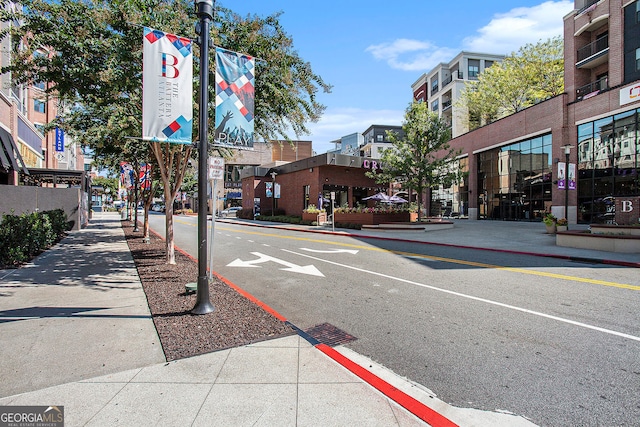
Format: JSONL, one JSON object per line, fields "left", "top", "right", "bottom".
{"left": 0, "top": 126, "right": 29, "bottom": 175}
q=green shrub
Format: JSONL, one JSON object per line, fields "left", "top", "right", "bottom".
{"left": 0, "top": 209, "right": 69, "bottom": 268}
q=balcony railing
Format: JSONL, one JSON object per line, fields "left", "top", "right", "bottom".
{"left": 441, "top": 71, "right": 463, "bottom": 87}
{"left": 577, "top": 0, "right": 599, "bottom": 15}
{"left": 577, "top": 34, "right": 608, "bottom": 63}
{"left": 442, "top": 99, "right": 452, "bottom": 110}
{"left": 576, "top": 76, "right": 608, "bottom": 100}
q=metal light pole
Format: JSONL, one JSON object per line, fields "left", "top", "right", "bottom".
{"left": 133, "top": 163, "right": 139, "bottom": 232}
{"left": 270, "top": 171, "right": 277, "bottom": 218}
{"left": 191, "top": 0, "right": 215, "bottom": 315}
{"left": 563, "top": 144, "right": 573, "bottom": 229}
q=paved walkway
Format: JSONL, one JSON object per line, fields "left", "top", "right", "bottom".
{"left": 0, "top": 212, "right": 636, "bottom": 426}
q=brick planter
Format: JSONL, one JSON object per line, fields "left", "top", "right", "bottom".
{"left": 302, "top": 212, "right": 327, "bottom": 223}
{"left": 334, "top": 211, "right": 411, "bottom": 225}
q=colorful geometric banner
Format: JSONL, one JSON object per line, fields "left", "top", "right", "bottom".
{"left": 142, "top": 27, "right": 193, "bottom": 144}
{"left": 120, "top": 162, "right": 134, "bottom": 190}
{"left": 214, "top": 47, "right": 255, "bottom": 149}
{"left": 139, "top": 163, "right": 152, "bottom": 190}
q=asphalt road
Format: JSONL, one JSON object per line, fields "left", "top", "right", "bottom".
{"left": 146, "top": 213, "right": 640, "bottom": 427}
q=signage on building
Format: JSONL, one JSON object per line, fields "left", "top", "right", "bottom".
{"left": 362, "top": 159, "right": 382, "bottom": 171}
{"left": 619, "top": 83, "right": 640, "bottom": 106}
{"left": 615, "top": 197, "right": 639, "bottom": 226}
{"left": 55, "top": 127, "right": 64, "bottom": 152}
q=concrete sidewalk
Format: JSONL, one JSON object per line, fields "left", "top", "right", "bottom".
{"left": 6, "top": 212, "right": 635, "bottom": 426}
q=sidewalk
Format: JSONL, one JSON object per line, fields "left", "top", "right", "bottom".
{"left": 1, "top": 213, "right": 634, "bottom": 427}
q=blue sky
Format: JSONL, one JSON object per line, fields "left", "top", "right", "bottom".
{"left": 223, "top": 1, "right": 574, "bottom": 154}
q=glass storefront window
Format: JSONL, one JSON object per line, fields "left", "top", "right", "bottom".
{"left": 577, "top": 108, "right": 639, "bottom": 223}
{"left": 475, "top": 132, "right": 552, "bottom": 221}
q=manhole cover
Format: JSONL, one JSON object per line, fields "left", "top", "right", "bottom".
{"left": 304, "top": 323, "right": 357, "bottom": 347}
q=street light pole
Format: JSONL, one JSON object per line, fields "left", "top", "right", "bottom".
{"left": 191, "top": 0, "right": 215, "bottom": 315}
{"left": 563, "top": 144, "right": 573, "bottom": 229}
{"left": 270, "top": 171, "right": 277, "bottom": 218}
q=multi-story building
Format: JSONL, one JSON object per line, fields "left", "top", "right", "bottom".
{"left": 0, "top": 5, "right": 84, "bottom": 187}
{"left": 360, "top": 125, "right": 404, "bottom": 159}
{"left": 328, "top": 133, "right": 364, "bottom": 156}
{"left": 564, "top": 0, "right": 640, "bottom": 223}
{"left": 434, "top": 0, "right": 640, "bottom": 224}
{"left": 411, "top": 52, "right": 505, "bottom": 138}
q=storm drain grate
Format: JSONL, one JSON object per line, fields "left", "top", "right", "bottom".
{"left": 304, "top": 323, "right": 358, "bottom": 347}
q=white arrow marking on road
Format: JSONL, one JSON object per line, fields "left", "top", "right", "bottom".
{"left": 300, "top": 248, "right": 359, "bottom": 255}
{"left": 227, "top": 252, "right": 324, "bottom": 277}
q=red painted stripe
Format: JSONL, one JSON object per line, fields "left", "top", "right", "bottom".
{"left": 145, "top": 221, "right": 455, "bottom": 424}
{"left": 211, "top": 271, "right": 288, "bottom": 322}
{"left": 145, "top": 224, "right": 287, "bottom": 321}
{"left": 316, "top": 343, "right": 459, "bottom": 427}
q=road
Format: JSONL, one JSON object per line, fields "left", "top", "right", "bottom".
{"left": 145, "top": 213, "right": 640, "bottom": 426}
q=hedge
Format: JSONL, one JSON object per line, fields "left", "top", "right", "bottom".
{"left": 0, "top": 209, "right": 71, "bottom": 268}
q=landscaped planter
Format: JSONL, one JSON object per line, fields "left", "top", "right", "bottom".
{"left": 334, "top": 211, "right": 411, "bottom": 225}
{"left": 556, "top": 226, "right": 640, "bottom": 253}
{"left": 302, "top": 212, "right": 326, "bottom": 223}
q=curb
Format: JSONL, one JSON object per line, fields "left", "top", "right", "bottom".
{"left": 142, "top": 221, "right": 459, "bottom": 427}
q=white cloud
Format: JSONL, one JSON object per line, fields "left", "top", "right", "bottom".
{"left": 365, "top": 1, "right": 573, "bottom": 71}
{"left": 462, "top": 1, "right": 573, "bottom": 54}
{"left": 366, "top": 39, "right": 457, "bottom": 72}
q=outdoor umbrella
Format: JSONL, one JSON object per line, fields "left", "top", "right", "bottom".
{"left": 388, "top": 194, "right": 408, "bottom": 203}
{"left": 362, "top": 192, "right": 391, "bottom": 202}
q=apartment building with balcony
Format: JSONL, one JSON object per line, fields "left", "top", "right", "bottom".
{"left": 564, "top": 0, "right": 640, "bottom": 223}
{"left": 432, "top": 0, "right": 640, "bottom": 224}
{"left": 411, "top": 52, "right": 505, "bottom": 138}
{"left": 360, "top": 125, "right": 404, "bottom": 159}
{"left": 0, "top": 2, "right": 84, "bottom": 187}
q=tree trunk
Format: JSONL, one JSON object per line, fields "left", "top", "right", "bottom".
{"left": 165, "top": 203, "right": 176, "bottom": 264}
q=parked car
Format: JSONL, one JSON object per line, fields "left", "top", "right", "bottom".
{"left": 151, "top": 203, "right": 165, "bottom": 212}
{"left": 220, "top": 206, "right": 242, "bottom": 218}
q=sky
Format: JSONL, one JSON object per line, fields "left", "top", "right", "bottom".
{"left": 223, "top": 1, "right": 575, "bottom": 154}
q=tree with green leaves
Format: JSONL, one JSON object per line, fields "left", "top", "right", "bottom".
{"left": 457, "top": 36, "right": 564, "bottom": 130}
{"left": 1, "top": 0, "right": 331, "bottom": 264}
{"left": 366, "top": 101, "right": 461, "bottom": 221}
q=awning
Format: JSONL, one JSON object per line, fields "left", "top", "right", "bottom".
{"left": 0, "top": 126, "right": 29, "bottom": 175}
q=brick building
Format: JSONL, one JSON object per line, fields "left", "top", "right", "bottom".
{"left": 241, "top": 153, "right": 386, "bottom": 216}
{"left": 431, "top": 0, "right": 640, "bottom": 224}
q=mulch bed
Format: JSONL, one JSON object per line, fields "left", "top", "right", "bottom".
{"left": 122, "top": 221, "right": 295, "bottom": 361}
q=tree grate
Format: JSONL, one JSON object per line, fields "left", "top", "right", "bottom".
{"left": 304, "top": 323, "right": 357, "bottom": 347}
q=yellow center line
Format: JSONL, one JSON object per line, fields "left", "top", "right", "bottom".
{"left": 212, "top": 225, "right": 639, "bottom": 291}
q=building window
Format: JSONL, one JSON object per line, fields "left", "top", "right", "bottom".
{"left": 376, "top": 134, "right": 383, "bottom": 142}
{"left": 431, "top": 99, "right": 439, "bottom": 112}
{"left": 577, "top": 108, "right": 639, "bottom": 223}
{"left": 485, "top": 60, "right": 494, "bottom": 69}
{"left": 34, "top": 81, "right": 45, "bottom": 91}
{"left": 476, "top": 133, "right": 553, "bottom": 221}
{"left": 468, "top": 60, "right": 480, "bottom": 78}
{"left": 636, "top": 48, "right": 640, "bottom": 71}
{"left": 34, "top": 99, "right": 46, "bottom": 113}
{"left": 637, "top": 0, "right": 640, "bottom": 23}
{"left": 431, "top": 78, "right": 438, "bottom": 94}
